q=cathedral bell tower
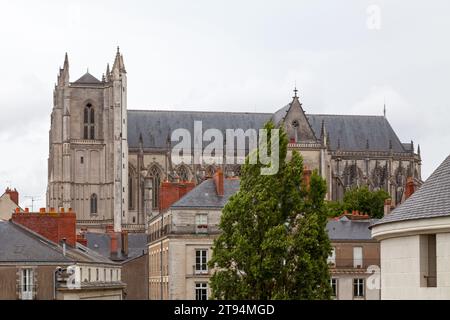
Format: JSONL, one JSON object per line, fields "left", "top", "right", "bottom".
{"left": 47, "top": 48, "right": 128, "bottom": 233}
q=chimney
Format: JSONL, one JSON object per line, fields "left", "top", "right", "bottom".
{"left": 121, "top": 231, "right": 129, "bottom": 257}
{"left": 159, "top": 181, "right": 196, "bottom": 211}
{"left": 12, "top": 209, "right": 76, "bottom": 246}
{"left": 384, "top": 199, "right": 392, "bottom": 216}
{"left": 213, "top": 169, "right": 224, "bottom": 196}
{"left": 110, "top": 232, "right": 118, "bottom": 258}
{"left": 405, "top": 177, "right": 416, "bottom": 200}
{"left": 5, "top": 188, "right": 19, "bottom": 206}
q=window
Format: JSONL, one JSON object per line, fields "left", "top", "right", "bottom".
{"left": 150, "top": 166, "right": 161, "bottom": 209}
{"left": 96, "top": 268, "right": 99, "bottom": 282}
{"left": 328, "top": 247, "right": 336, "bottom": 266}
{"left": 420, "top": 234, "right": 437, "bottom": 287}
{"left": 195, "top": 283, "right": 208, "bottom": 300}
{"left": 353, "top": 246, "right": 363, "bottom": 268}
{"left": 177, "top": 166, "right": 190, "bottom": 182}
{"left": 195, "top": 214, "right": 208, "bottom": 234}
{"left": 88, "top": 268, "right": 91, "bottom": 282}
{"left": 110, "top": 269, "right": 113, "bottom": 282}
{"left": 195, "top": 250, "right": 208, "bottom": 274}
{"left": 20, "top": 269, "right": 34, "bottom": 300}
{"left": 80, "top": 156, "right": 84, "bottom": 164}
{"left": 83, "top": 103, "right": 95, "bottom": 140}
{"left": 129, "top": 175, "right": 133, "bottom": 210}
{"left": 90, "top": 194, "right": 98, "bottom": 215}
{"left": 353, "top": 278, "right": 365, "bottom": 298}
{"left": 330, "top": 278, "right": 338, "bottom": 299}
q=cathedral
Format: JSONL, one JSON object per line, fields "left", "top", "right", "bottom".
{"left": 47, "top": 49, "right": 422, "bottom": 233}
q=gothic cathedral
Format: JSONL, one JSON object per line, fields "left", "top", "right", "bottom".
{"left": 47, "top": 49, "right": 422, "bottom": 233}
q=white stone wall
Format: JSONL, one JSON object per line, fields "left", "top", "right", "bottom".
{"left": 379, "top": 232, "right": 450, "bottom": 299}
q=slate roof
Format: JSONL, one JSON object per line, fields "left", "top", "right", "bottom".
{"left": 128, "top": 110, "right": 407, "bottom": 153}
{"left": 0, "top": 221, "right": 73, "bottom": 263}
{"left": 128, "top": 110, "right": 271, "bottom": 150}
{"left": 73, "top": 72, "right": 102, "bottom": 84}
{"left": 171, "top": 179, "right": 241, "bottom": 209}
{"left": 0, "top": 221, "right": 119, "bottom": 264}
{"left": 327, "top": 217, "right": 379, "bottom": 241}
{"left": 85, "top": 232, "right": 148, "bottom": 261}
{"left": 308, "top": 114, "right": 405, "bottom": 152}
{"left": 372, "top": 155, "right": 450, "bottom": 226}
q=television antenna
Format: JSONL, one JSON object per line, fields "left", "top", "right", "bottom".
{"left": 24, "top": 196, "right": 41, "bottom": 212}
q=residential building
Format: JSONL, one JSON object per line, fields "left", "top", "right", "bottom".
{"left": 327, "top": 212, "right": 380, "bottom": 300}
{"left": 0, "top": 210, "right": 125, "bottom": 300}
{"left": 0, "top": 188, "right": 21, "bottom": 220}
{"left": 46, "top": 50, "right": 421, "bottom": 234}
{"left": 372, "top": 155, "right": 450, "bottom": 299}
{"left": 148, "top": 170, "right": 238, "bottom": 300}
{"left": 84, "top": 231, "right": 149, "bottom": 300}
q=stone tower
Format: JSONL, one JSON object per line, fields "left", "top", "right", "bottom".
{"left": 47, "top": 48, "right": 128, "bottom": 232}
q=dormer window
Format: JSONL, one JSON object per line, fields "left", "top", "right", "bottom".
{"left": 83, "top": 103, "right": 95, "bottom": 140}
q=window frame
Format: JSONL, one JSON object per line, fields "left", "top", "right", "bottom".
{"left": 353, "top": 278, "right": 365, "bottom": 298}
{"left": 195, "top": 282, "right": 208, "bottom": 300}
{"left": 195, "top": 249, "right": 208, "bottom": 274}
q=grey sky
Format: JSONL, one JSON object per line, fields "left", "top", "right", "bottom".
{"left": 0, "top": 0, "right": 449, "bottom": 209}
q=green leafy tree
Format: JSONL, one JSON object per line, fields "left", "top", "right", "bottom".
{"left": 342, "top": 187, "right": 390, "bottom": 219}
{"left": 209, "top": 121, "right": 332, "bottom": 300}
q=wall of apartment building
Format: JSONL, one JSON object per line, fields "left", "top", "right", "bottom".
{"left": 332, "top": 241, "right": 380, "bottom": 269}
{"left": 0, "top": 265, "right": 59, "bottom": 300}
{"left": 168, "top": 237, "right": 214, "bottom": 300}
{"left": 331, "top": 240, "right": 380, "bottom": 300}
{"left": 332, "top": 273, "right": 380, "bottom": 300}
{"left": 122, "top": 254, "right": 149, "bottom": 300}
{"left": 148, "top": 239, "right": 169, "bottom": 300}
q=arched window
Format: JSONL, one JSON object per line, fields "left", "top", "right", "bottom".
{"left": 205, "top": 166, "right": 215, "bottom": 178}
{"left": 90, "top": 194, "right": 98, "bottom": 215}
{"left": 177, "top": 166, "right": 190, "bottom": 182}
{"left": 150, "top": 166, "right": 161, "bottom": 209}
{"left": 83, "top": 103, "right": 95, "bottom": 140}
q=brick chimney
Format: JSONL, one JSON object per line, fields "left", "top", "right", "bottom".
{"left": 110, "top": 232, "right": 118, "bottom": 258}
{"left": 384, "top": 199, "right": 392, "bottom": 216}
{"left": 5, "top": 188, "right": 19, "bottom": 206}
{"left": 405, "top": 177, "right": 416, "bottom": 200}
{"left": 12, "top": 209, "right": 76, "bottom": 246}
{"left": 159, "top": 181, "right": 196, "bottom": 211}
{"left": 213, "top": 169, "right": 224, "bottom": 196}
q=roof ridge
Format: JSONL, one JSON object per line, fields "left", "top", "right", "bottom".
{"left": 127, "top": 109, "right": 272, "bottom": 115}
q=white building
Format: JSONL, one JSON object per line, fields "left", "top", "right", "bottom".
{"left": 372, "top": 155, "right": 450, "bottom": 299}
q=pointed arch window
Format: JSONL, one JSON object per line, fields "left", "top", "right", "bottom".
{"left": 84, "top": 103, "right": 95, "bottom": 140}
{"left": 177, "top": 166, "right": 190, "bottom": 182}
{"left": 90, "top": 194, "right": 98, "bottom": 215}
{"left": 150, "top": 166, "right": 161, "bottom": 209}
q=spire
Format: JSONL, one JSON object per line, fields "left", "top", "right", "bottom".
{"left": 383, "top": 103, "right": 386, "bottom": 118}
{"left": 293, "top": 86, "right": 298, "bottom": 99}
{"left": 411, "top": 140, "right": 414, "bottom": 153}
{"left": 417, "top": 144, "right": 421, "bottom": 156}
{"left": 63, "top": 52, "right": 69, "bottom": 70}
{"left": 112, "top": 46, "right": 126, "bottom": 77}
{"left": 59, "top": 52, "right": 70, "bottom": 86}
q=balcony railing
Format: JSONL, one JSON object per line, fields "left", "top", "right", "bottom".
{"left": 328, "top": 258, "right": 380, "bottom": 270}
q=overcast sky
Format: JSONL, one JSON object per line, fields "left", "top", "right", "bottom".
{"left": 0, "top": 0, "right": 449, "bottom": 209}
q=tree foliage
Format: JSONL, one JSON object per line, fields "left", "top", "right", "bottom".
{"left": 335, "top": 187, "right": 390, "bottom": 219}
{"left": 209, "top": 121, "right": 332, "bottom": 300}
